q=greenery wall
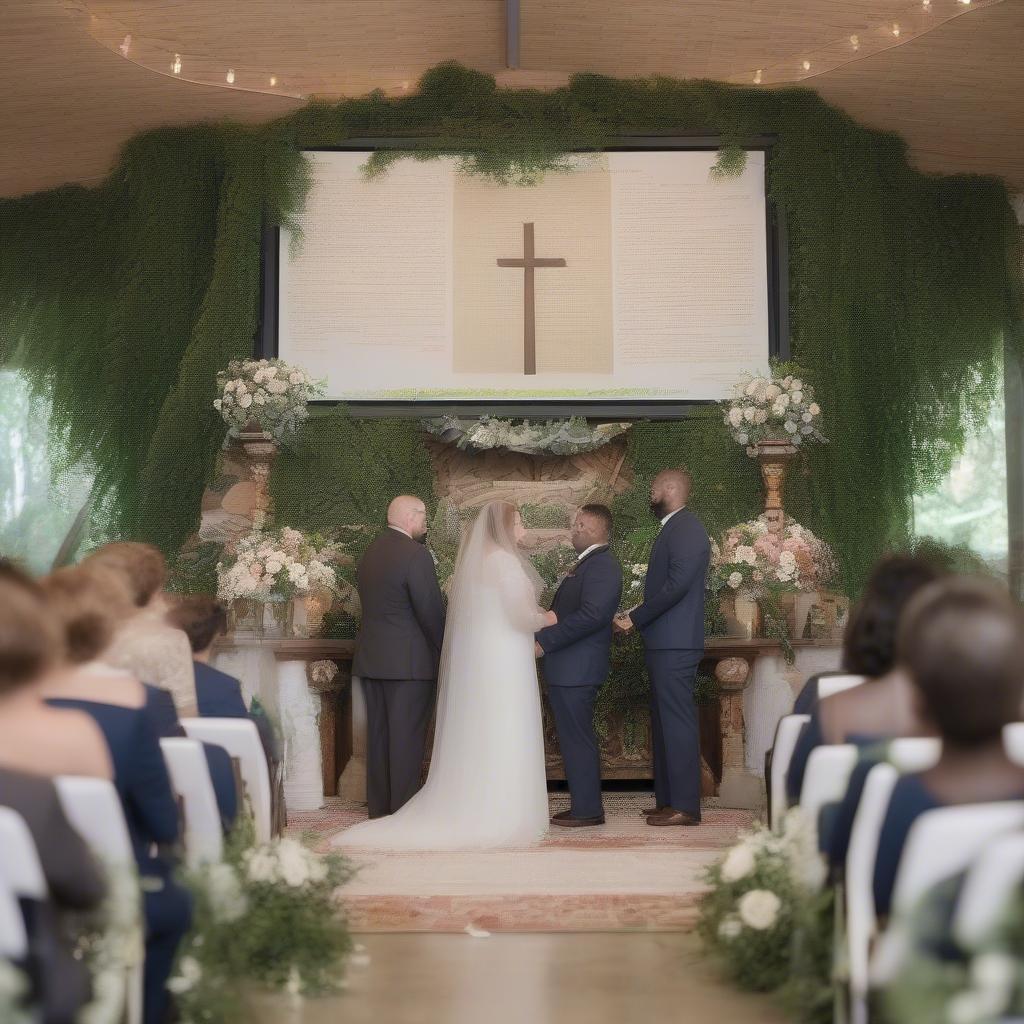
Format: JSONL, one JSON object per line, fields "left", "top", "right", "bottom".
{"left": 0, "top": 63, "right": 1021, "bottom": 600}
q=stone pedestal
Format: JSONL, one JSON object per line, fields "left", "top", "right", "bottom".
{"left": 755, "top": 438, "right": 797, "bottom": 536}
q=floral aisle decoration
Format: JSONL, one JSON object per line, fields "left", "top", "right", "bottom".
{"left": 0, "top": 960, "right": 32, "bottom": 1024}
{"left": 698, "top": 809, "right": 828, "bottom": 993}
{"left": 214, "top": 359, "right": 326, "bottom": 441}
{"left": 216, "top": 526, "right": 339, "bottom": 603}
{"left": 422, "top": 415, "right": 629, "bottom": 455}
{"left": 171, "top": 835, "right": 356, "bottom": 1023}
{"left": 722, "top": 366, "right": 827, "bottom": 456}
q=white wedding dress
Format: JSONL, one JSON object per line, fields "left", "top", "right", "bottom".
{"left": 332, "top": 503, "right": 551, "bottom": 851}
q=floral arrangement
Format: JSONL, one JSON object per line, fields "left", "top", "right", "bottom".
{"left": 708, "top": 515, "right": 836, "bottom": 595}
{"left": 625, "top": 562, "right": 647, "bottom": 600}
{"left": 216, "top": 526, "right": 339, "bottom": 603}
{"left": 422, "top": 415, "right": 629, "bottom": 455}
{"left": 0, "top": 960, "right": 31, "bottom": 1024}
{"left": 171, "top": 835, "right": 356, "bottom": 1022}
{"left": 214, "top": 358, "right": 325, "bottom": 440}
{"left": 698, "top": 809, "right": 827, "bottom": 992}
{"left": 722, "top": 366, "right": 827, "bottom": 456}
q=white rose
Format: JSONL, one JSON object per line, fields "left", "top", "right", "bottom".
{"left": 718, "top": 915, "right": 742, "bottom": 941}
{"left": 970, "top": 953, "right": 1018, "bottom": 996}
{"left": 235, "top": 380, "right": 248, "bottom": 393}
{"left": 737, "top": 889, "right": 781, "bottom": 931}
{"left": 167, "top": 956, "right": 202, "bottom": 995}
{"left": 736, "top": 433, "right": 749, "bottom": 445}
{"left": 764, "top": 384, "right": 781, "bottom": 400}
{"left": 254, "top": 392, "right": 266, "bottom": 405}
{"left": 245, "top": 847, "right": 279, "bottom": 883}
{"left": 268, "top": 380, "right": 289, "bottom": 395}
{"left": 213, "top": 398, "right": 222, "bottom": 411}
{"left": 239, "top": 393, "right": 253, "bottom": 409}
{"left": 779, "top": 550, "right": 797, "bottom": 565}
{"left": 755, "top": 409, "right": 768, "bottom": 424}
{"left": 264, "top": 366, "right": 278, "bottom": 378}
{"left": 728, "top": 571, "right": 743, "bottom": 589}
{"left": 772, "top": 402, "right": 786, "bottom": 417}
{"left": 809, "top": 403, "right": 820, "bottom": 416}
{"left": 743, "top": 407, "right": 756, "bottom": 423}
{"left": 744, "top": 379, "right": 759, "bottom": 397}
{"left": 265, "top": 559, "right": 283, "bottom": 575}
{"left": 721, "top": 843, "right": 756, "bottom": 882}
{"left": 223, "top": 379, "right": 236, "bottom": 392}
{"left": 290, "top": 371, "right": 304, "bottom": 385}
{"left": 728, "top": 407, "right": 744, "bottom": 428}
{"left": 791, "top": 390, "right": 803, "bottom": 404}
{"left": 801, "top": 412, "right": 812, "bottom": 423}
{"left": 784, "top": 420, "right": 798, "bottom": 433}
{"left": 735, "top": 545, "right": 757, "bottom": 566}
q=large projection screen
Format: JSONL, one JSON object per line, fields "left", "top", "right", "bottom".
{"left": 277, "top": 149, "right": 775, "bottom": 404}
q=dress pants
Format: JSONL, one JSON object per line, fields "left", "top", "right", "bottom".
{"left": 547, "top": 683, "right": 603, "bottom": 820}
{"left": 645, "top": 648, "right": 703, "bottom": 820}
{"left": 143, "top": 870, "right": 192, "bottom": 1024}
{"left": 362, "top": 677, "right": 435, "bottom": 818}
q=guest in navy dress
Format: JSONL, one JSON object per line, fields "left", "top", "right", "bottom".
{"left": 872, "top": 577, "right": 1024, "bottom": 920}
{"left": 786, "top": 555, "right": 939, "bottom": 803}
{"left": 37, "top": 565, "right": 192, "bottom": 1024}
{"left": 169, "top": 595, "right": 280, "bottom": 763}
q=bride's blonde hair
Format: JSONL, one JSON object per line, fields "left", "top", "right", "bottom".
{"left": 484, "top": 501, "right": 519, "bottom": 547}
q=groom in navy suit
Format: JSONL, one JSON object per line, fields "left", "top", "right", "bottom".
{"left": 616, "top": 469, "right": 711, "bottom": 827}
{"left": 535, "top": 504, "right": 623, "bottom": 827}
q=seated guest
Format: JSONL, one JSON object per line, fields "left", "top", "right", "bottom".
{"left": 32, "top": 566, "right": 191, "bottom": 1024}
{"left": 84, "top": 542, "right": 198, "bottom": 716}
{"left": 0, "top": 768, "right": 107, "bottom": 1024}
{"left": 787, "top": 555, "right": 940, "bottom": 802}
{"left": 38, "top": 565, "right": 237, "bottom": 832}
{"left": 873, "top": 577, "right": 1024, "bottom": 920}
{"left": 168, "top": 595, "right": 280, "bottom": 762}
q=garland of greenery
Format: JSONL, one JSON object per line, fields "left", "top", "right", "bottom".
{"left": 421, "top": 415, "right": 629, "bottom": 455}
{"left": 0, "top": 61, "right": 1019, "bottom": 606}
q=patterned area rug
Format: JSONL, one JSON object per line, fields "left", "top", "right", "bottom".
{"left": 288, "top": 794, "right": 754, "bottom": 932}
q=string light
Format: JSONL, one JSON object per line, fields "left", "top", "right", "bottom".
{"left": 922, "top": 0, "right": 931, "bottom": 9}
{"left": 172, "top": 54, "right": 182, "bottom": 75}
{"left": 269, "top": 75, "right": 277, "bottom": 86}
{"left": 850, "top": 34, "right": 860, "bottom": 49}
{"left": 958, "top": 0, "right": 971, "bottom": 5}
{"left": 802, "top": 59, "right": 811, "bottom": 71}
{"left": 118, "top": 34, "right": 131, "bottom": 58}
{"left": 753, "top": 69, "right": 762, "bottom": 84}
{"left": 226, "top": 68, "right": 235, "bottom": 84}
{"left": 892, "top": 23, "right": 901, "bottom": 36}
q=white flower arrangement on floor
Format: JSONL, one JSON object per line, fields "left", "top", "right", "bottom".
{"left": 708, "top": 515, "right": 836, "bottom": 594}
{"left": 698, "top": 809, "right": 827, "bottom": 992}
{"left": 216, "top": 525, "right": 339, "bottom": 603}
{"left": 170, "top": 834, "right": 357, "bottom": 1022}
{"left": 0, "top": 960, "right": 32, "bottom": 1024}
{"left": 722, "top": 366, "right": 827, "bottom": 456}
{"left": 214, "top": 358, "right": 325, "bottom": 440}
{"left": 422, "top": 415, "right": 629, "bottom": 455}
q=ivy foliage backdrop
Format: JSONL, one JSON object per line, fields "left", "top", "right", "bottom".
{"left": 0, "top": 62, "right": 1020, "bottom": 596}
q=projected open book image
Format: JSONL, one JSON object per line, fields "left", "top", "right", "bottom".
{"left": 277, "top": 150, "right": 773, "bottom": 402}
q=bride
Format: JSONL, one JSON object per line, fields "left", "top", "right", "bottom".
{"left": 332, "top": 501, "right": 556, "bottom": 851}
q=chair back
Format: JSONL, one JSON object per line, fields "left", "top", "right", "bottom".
{"left": 887, "top": 737, "right": 941, "bottom": 774}
{"left": 0, "top": 875, "right": 27, "bottom": 958}
{"left": 800, "top": 744, "right": 858, "bottom": 831}
{"left": 817, "top": 674, "right": 868, "bottom": 700}
{"left": 845, "top": 762, "right": 899, "bottom": 1024}
{"left": 953, "top": 832, "right": 1024, "bottom": 948}
{"left": 770, "top": 713, "right": 810, "bottom": 831}
{"left": 53, "top": 776, "right": 134, "bottom": 866}
{"left": 160, "top": 738, "right": 224, "bottom": 868}
{"left": 1003, "top": 722, "right": 1024, "bottom": 766}
{"left": 182, "top": 718, "right": 271, "bottom": 842}
{"left": 0, "top": 807, "right": 47, "bottom": 900}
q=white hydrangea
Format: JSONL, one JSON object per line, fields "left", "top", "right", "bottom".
{"left": 735, "top": 545, "right": 757, "bottom": 566}
{"left": 720, "top": 842, "right": 757, "bottom": 882}
{"left": 203, "top": 863, "right": 248, "bottom": 923}
{"left": 809, "top": 402, "right": 820, "bottom": 416}
{"left": 718, "top": 915, "right": 742, "bottom": 941}
{"left": 737, "top": 889, "right": 781, "bottom": 931}
{"left": 167, "top": 956, "right": 202, "bottom": 995}
{"left": 727, "top": 571, "right": 743, "bottom": 589}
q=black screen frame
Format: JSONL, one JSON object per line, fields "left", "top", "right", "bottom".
{"left": 258, "top": 134, "right": 789, "bottom": 421}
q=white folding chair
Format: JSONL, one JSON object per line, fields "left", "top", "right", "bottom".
{"left": 770, "top": 713, "right": 810, "bottom": 831}
{"left": 845, "top": 762, "right": 899, "bottom": 1024}
{"left": 160, "top": 738, "right": 224, "bottom": 869}
{"left": 887, "top": 737, "right": 942, "bottom": 774}
{"left": 870, "top": 802, "right": 1024, "bottom": 988}
{"left": 800, "top": 744, "right": 858, "bottom": 831}
{"left": 953, "top": 832, "right": 1024, "bottom": 949}
{"left": 0, "top": 807, "right": 47, "bottom": 901}
{"left": 817, "top": 674, "right": 868, "bottom": 700}
{"left": 1003, "top": 722, "right": 1024, "bottom": 766}
{"left": 54, "top": 776, "right": 143, "bottom": 1024}
{"left": 0, "top": 875, "right": 27, "bottom": 959}
{"left": 182, "top": 718, "right": 271, "bottom": 842}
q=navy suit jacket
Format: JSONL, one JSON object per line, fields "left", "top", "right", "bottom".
{"left": 630, "top": 508, "right": 711, "bottom": 651}
{"left": 536, "top": 546, "right": 623, "bottom": 686}
{"left": 194, "top": 661, "right": 249, "bottom": 718}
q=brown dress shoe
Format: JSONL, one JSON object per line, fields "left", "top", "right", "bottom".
{"left": 551, "top": 810, "right": 605, "bottom": 827}
{"left": 647, "top": 808, "right": 700, "bottom": 827}
{"left": 640, "top": 805, "right": 666, "bottom": 817}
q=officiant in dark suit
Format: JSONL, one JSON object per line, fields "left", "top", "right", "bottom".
{"left": 536, "top": 504, "right": 623, "bottom": 827}
{"left": 616, "top": 469, "right": 711, "bottom": 827}
{"left": 354, "top": 495, "right": 446, "bottom": 819}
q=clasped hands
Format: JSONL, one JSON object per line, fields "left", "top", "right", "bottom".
{"left": 534, "top": 609, "right": 558, "bottom": 657}
{"left": 613, "top": 610, "right": 636, "bottom": 635}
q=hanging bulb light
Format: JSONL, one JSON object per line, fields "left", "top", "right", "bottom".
{"left": 892, "top": 23, "right": 901, "bottom": 36}
{"left": 226, "top": 68, "right": 235, "bottom": 84}
{"left": 850, "top": 34, "right": 860, "bottom": 49}
{"left": 119, "top": 34, "right": 131, "bottom": 57}
{"left": 802, "top": 59, "right": 811, "bottom": 71}
{"left": 753, "top": 69, "right": 762, "bottom": 84}
{"left": 922, "top": 0, "right": 931, "bottom": 9}
{"left": 269, "top": 75, "right": 277, "bottom": 87}
{"left": 172, "top": 54, "right": 182, "bottom": 75}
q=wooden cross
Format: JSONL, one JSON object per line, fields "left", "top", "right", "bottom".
{"left": 497, "top": 222, "right": 567, "bottom": 375}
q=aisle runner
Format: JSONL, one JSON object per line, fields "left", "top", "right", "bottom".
{"left": 288, "top": 794, "right": 753, "bottom": 932}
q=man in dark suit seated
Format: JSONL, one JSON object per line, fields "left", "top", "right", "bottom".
{"left": 535, "top": 504, "right": 623, "bottom": 827}
{"left": 615, "top": 468, "right": 711, "bottom": 827}
{"left": 168, "top": 595, "right": 279, "bottom": 763}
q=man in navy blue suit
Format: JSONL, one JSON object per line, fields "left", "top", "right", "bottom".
{"left": 616, "top": 469, "right": 711, "bottom": 827}
{"left": 535, "top": 505, "right": 623, "bottom": 827}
